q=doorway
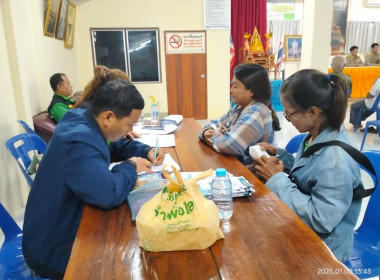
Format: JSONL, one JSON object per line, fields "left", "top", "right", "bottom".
{"left": 165, "top": 31, "right": 207, "bottom": 119}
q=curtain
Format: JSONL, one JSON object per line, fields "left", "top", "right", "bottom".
{"left": 373, "top": 22, "right": 380, "bottom": 46}
{"left": 345, "top": 21, "right": 380, "bottom": 54}
{"left": 270, "top": 20, "right": 301, "bottom": 56}
{"left": 231, "top": 0, "right": 267, "bottom": 79}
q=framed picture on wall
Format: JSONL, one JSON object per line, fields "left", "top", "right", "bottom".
{"left": 284, "top": 35, "right": 302, "bottom": 62}
{"left": 64, "top": 2, "right": 76, "bottom": 48}
{"left": 43, "top": 0, "right": 61, "bottom": 37}
{"left": 55, "top": 0, "right": 69, "bottom": 40}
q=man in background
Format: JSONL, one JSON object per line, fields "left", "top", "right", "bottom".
{"left": 364, "top": 43, "right": 380, "bottom": 66}
{"left": 48, "top": 73, "right": 75, "bottom": 122}
{"left": 350, "top": 77, "right": 380, "bottom": 133}
{"left": 345, "top": 46, "right": 364, "bottom": 67}
{"left": 331, "top": 56, "right": 352, "bottom": 96}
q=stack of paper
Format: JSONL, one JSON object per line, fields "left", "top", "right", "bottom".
{"left": 160, "top": 115, "right": 183, "bottom": 126}
{"left": 180, "top": 172, "right": 254, "bottom": 198}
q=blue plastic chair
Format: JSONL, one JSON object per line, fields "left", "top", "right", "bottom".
{"left": 354, "top": 93, "right": 380, "bottom": 132}
{"left": 360, "top": 120, "right": 380, "bottom": 151}
{"left": 5, "top": 133, "right": 47, "bottom": 188}
{"left": 285, "top": 133, "right": 307, "bottom": 154}
{"left": 17, "top": 120, "right": 36, "bottom": 134}
{"left": 344, "top": 150, "right": 380, "bottom": 278}
{"left": 0, "top": 202, "right": 49, "bottom": 279}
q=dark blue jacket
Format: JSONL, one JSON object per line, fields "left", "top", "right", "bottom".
{"left": 22, "top": 109, "right": 152, "bottom": 278}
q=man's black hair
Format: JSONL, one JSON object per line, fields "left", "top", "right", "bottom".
{"left": 90, "top": 79, "right": 144, "bottom": 118}
{"left": 349, "top": 46, "right": 358, "bottom": 52}
{"left": 50, "top": 73, "right": 65, "bottom": 91}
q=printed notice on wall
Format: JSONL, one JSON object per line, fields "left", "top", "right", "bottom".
{"left": 165, "top": 32, "right": 206, "bottom": 54}
{"left": 204, "top": 0, "right": 230, "bottom": 30}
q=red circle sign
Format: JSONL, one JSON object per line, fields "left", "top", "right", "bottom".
{"left": 169, "top": 35, "right": 182, "bottom": 48}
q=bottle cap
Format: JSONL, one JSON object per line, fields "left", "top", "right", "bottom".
{"left": 215, "top": 168, "right": 226, "bottom": 176}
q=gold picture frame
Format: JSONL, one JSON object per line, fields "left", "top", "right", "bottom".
{"left": 284, "top": 35, "right": 302, "bottom": 62}
{"left": 43, "top": 0, "right": 61, "bottom": 37}
{"left": 64, "top": 2, "right": 76, "bottom": 48}
{"left": 55, "top": 0, "right": 69, "bottom": 40}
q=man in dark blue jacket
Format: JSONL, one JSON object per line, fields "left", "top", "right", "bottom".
{"left": 22, "top": 80, "right": 164, "bottom": 279}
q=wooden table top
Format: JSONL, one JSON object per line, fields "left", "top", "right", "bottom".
{"left": 64, "top": 118, "right": 357, "bottom": 279}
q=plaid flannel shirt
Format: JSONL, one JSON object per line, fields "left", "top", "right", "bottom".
{"left": 199, "top": 101, "right": 274, "bottom": 164}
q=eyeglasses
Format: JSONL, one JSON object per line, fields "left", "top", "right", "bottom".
{"left": 283, "top": 110, "right": 299, "bottom": 122}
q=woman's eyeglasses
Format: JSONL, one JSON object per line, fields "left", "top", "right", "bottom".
{"left": 283, "top": 110, "right": 299, "bottom": 122}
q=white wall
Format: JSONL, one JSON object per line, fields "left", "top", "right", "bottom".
{"left": 0, "top": 0, "right": 28, "bottom": 216}
{"left": 347, "top": 0, "right": 380, "bottom": 21}
{"left": 300, "top": 0, "right": 333, "bottom": 71}
{"left": 76, "top": 0, "right": 230, "bottom": 119}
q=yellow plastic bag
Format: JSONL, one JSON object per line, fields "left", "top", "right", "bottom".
{"left": 136, "top": 165, "right": 224, "bottom": 252}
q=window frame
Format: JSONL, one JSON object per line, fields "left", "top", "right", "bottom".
{"left": 90, "top": 27, "right": 162, "bottom": 83}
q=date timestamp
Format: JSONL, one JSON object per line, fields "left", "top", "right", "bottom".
{"left": 317, "top": 268, "right": 371, "bottom": 275}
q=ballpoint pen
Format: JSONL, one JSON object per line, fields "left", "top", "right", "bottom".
{"left": 153, "top": 137, "right": 159, "bottom": 166}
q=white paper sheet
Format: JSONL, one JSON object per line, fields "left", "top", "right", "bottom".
{"left": 134, "top": 134, "right": 175, "bottom": 147}
{"left": 109, "top": 153, "right": 180, "bottom": 172}
{"left": 150, "top": 153, "right": 181, "bottom": 172}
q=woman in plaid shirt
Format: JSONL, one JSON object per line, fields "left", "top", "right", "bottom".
{"left": 199, "top": 63, "right": 280, "bottom": 166}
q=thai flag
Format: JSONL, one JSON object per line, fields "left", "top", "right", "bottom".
{"left": 230, "top": 35, "right": 236, "bottom": 69}
{"left": 276, "top": 41, "right": 284, "bottom": 67}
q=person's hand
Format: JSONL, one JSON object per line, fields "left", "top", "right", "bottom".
{"left": 218, "top": 124, "right": 228, "bottom": 134}
{"left": 203, "top": 129, "right": 218, "bottom": 146}
{"left": 147, "top": 148, "right": 165, "bottom": 165}
{"left": 254, "top": 156, "right": 284, "bottom": 182}
{"left": 257, "top": 142, "right": 277, "bottom": 156}
{"left": 128, "top": 157, "right": 153, "bottom": 173}
{"left": 126, "top": 131, "right": 142, "bottom": 140}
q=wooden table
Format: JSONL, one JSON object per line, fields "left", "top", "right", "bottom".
{"left": 64, "top": 118, "right": 357, "bottom": 279}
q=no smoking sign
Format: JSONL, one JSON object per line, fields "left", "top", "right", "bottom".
{"left": 169, "top": 35, "right": 182, "bottom": 48}
{"left": 166, "top": 32, "right": 206, "bottom": 54}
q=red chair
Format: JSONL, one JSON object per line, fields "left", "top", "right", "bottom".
{"left": 32, "top": 111, "right": 56, "bottom": 143}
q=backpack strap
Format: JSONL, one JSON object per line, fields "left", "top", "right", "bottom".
{"left": 292, "top": 140, "right": 376, "bottom": 199}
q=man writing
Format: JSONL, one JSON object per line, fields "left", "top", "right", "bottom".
{"left": 22, "top": 80, "right": 164, "bottom": 279}
{"left": 48, "top": 73, "right": 75, "bottom": 122}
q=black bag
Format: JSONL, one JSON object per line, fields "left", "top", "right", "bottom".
{"left": 289, "top": 139, "right": 377, "bottom": 200}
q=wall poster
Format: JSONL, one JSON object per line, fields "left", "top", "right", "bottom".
{"left": 331, "top": 0, "right": 349, "bottom": 55}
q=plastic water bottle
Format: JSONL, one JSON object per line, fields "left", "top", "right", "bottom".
{"left": 151, "top": 103, "right": 159, "bottom": 124}
{"left": 211, "top": 168, "right": 233, "bottom": 220}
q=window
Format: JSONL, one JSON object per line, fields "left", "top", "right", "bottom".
{"left": 91, "top": 28, "right": 161, "bottom": 83}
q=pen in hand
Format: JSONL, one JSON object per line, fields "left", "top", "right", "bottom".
{"left": 153, "top": 137, "right": 159, "bottom": 166}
